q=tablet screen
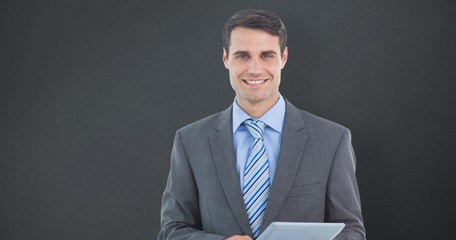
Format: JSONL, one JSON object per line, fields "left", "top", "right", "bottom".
{"left": 257, "top": 222, "right": 345, "bottom": 240}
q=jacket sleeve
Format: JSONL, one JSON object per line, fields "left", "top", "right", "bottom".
{"left": 326, "top": 129, "right": 366, "bottom": 240}
{"left": 157, "top": 131, "right": 226, "bottom": 240}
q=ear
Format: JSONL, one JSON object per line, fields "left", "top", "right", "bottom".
{"left": 222, "top": 48, "right": 229, "bottom": 69}
{"left": 281, "top": 47, "right": 288, "bottom": 69}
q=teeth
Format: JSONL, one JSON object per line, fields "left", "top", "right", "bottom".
{"left": 245, "top": 80, "right": 265, "bottom": 85}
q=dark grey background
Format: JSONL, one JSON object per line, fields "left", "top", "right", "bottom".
{"left": 1, "top": 0, "right": 455, "bottom": 239}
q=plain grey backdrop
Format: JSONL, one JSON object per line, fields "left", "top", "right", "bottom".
{"left": 1, "top": 0, "right": 455, "bottom": 239}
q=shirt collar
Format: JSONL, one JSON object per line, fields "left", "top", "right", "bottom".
{"left": 232, "top": 94, "right": 285, "bottom": 134}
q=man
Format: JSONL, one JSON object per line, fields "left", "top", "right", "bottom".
{"left": 158, "top": 9, "right": 366, "bottom": 240}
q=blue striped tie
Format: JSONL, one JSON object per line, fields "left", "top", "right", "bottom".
{"left": 243, "top": 119, "right": 270, "bottom": 238}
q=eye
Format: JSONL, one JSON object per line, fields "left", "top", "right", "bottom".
{"left": 262, "top": 53, "right": 274, "bottom": 59}
{"left": 235, "top": 54, "right": 249, "bottom": 60}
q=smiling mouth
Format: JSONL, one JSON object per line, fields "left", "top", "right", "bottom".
{"left": 243, "top": 79, "right": 268, "bottom": 85}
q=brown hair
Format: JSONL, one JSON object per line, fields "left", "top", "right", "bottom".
{"left": 223, "top": 9, "right": 287, "bottom": 55}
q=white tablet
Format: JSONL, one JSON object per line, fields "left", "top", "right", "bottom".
{"left": 257, "top": 222, "right": 345, "bottom": 240}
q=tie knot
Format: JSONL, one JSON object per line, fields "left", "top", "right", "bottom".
{"left": 244, "top": 119, "right": 266, "bottom": 139}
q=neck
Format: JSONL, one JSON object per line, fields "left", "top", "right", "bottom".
{"left": 237, "top": 95, "right": 279, "bottom": 118}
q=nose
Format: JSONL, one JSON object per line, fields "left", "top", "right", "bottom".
{"left": 247, "top": 58, "right": 262, "bottom": 75}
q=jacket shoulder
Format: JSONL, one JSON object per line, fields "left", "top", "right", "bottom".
{"left": 300, "top": 110, "right": 347, "bottom": 132}
{"left": 286, "top": 100, "right": 347, "bottom": 133}
{"left": 177, "top": 110, "right": 227, "bottom": 136}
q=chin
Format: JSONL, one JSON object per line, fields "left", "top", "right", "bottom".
{"left": 246, "top": 95, "right": 269, "bottom": 104}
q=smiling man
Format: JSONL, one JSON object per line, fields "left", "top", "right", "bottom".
{"left": 223, "top": 26, "right": 287, "bottom": 118}
{"left": 158, "top": 9, "right": 366, "bottom": 240}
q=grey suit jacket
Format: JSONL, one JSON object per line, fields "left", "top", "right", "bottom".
{"left": 158, "top": 100, "right": 366, "bottom": 240}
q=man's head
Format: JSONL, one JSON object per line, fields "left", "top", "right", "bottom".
{"left": 223, "top": 9, "right": 287, "bottom": 56}
{"left": 222, "top": 9, "right": 288, "bottom": 116}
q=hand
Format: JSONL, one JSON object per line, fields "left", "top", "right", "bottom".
{"left": 225, "top": 235, "right": 253, "bottom": 240}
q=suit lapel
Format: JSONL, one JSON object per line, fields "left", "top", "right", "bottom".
{"left": 209, "top": 107, "right": 252, "bottom": 236}
{"left": 261, "top": 101, "right": 308, "bottom": 231}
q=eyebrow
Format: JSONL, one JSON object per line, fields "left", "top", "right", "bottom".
{"left": 232, "top": 51, "right": 249, "bottom": 56}
{"left": 261, "top": 50, "right": 278, "bottom": 55}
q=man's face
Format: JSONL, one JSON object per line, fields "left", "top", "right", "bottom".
{"left": 223, "top": 27, "right": 288, "bottom": 109}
